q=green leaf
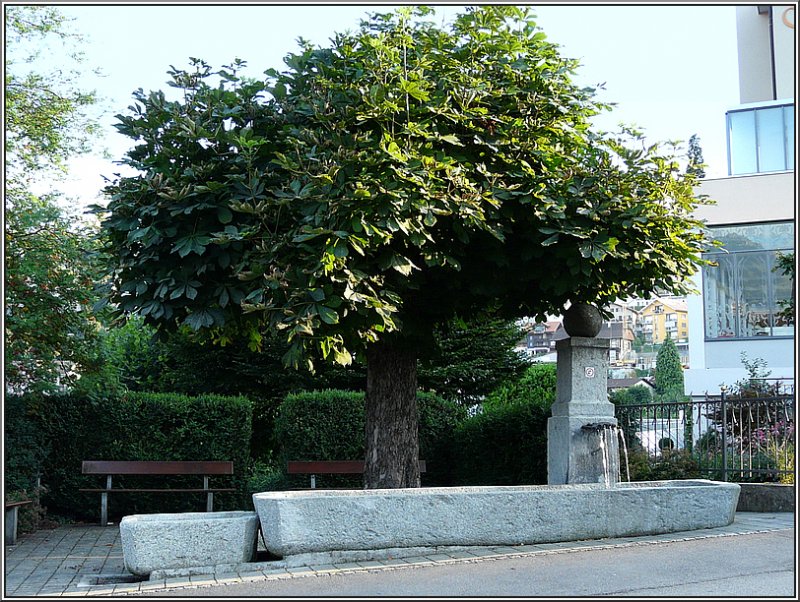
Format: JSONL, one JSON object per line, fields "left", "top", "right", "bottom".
{"left": 316, "top": 305, "right": 339, "bottom": 325}
{"left": 184, "top": 310, "right": 215, "bottom": 330}
{"left": 217, "top": 207, "right": 233, "bottom": 224}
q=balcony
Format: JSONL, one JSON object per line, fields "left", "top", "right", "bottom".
{"left": 727, "top": 101, "right": 794, "bottom": 175}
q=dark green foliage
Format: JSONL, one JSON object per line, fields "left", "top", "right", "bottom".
{"left": 33, "top": 392, "right": 252, "bottom": 522}
{"left": 609, "top": 386, "right": 652, "bottom": 450}
{"left": 417, "top": 392, "right": 469, "bottom": 485}
{"left": 686, "top": 134, "right": 706, "bottom": 179}
{"left": 418, "top": 314, "right": 529, "bottom": 405}
{"left": 483, "top": 363, "right": 556, "bottom": 409}
{"left": 272, "top": 389, "right": 466, "bottom": 488}
{"left": 97, "top": 6, "right": 713, "bottom": 372}
{"left": 3, "top": 396, "right": 53, "bottom": 535}
{"left": 453, "top": 402, "right": 551, "bottom": 485}
{"left": 626, "top": 448, "right": 702, "bottom": 481}
{"left": 4, "top": 395, "right": 49, "bottom": 493}
{"left": 88, "top": 311, "right": 519, "bottom": 461}
{"left": 453, "top": 364, "right": 556, "bottom": 485}
{"left": 96, "top": 5, "right": 714, "bottom": 485}
{"left": 654, "top": 336, "right": 685, "bottom": 401}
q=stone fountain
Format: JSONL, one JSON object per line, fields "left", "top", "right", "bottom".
{"left": 119, "top": 303, "right": 741, "bottom": 575}
{"left": 547, "top": 303, "right": 621, "bottom": 485}
{"left": 252, "top": 302, "right": 740, "bottom": 561}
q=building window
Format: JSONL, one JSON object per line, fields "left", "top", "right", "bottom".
{"left": 703, "top": 222, "right": 794, "bottom": 340}
{"left": 727, "top": 102, "right": 794, "bottom": 175}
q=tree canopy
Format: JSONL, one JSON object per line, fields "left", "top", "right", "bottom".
{"left": 98, "top": 6, "right": 713, "bottom": 371}
{"left": 4, "top": 6, "right": 100, "bottom": 393}
{"left": 97, "top": 6, "right": 715, "bottom": 487}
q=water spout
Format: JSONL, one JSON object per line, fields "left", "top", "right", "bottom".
{"left": 580, "top": 422, "right": 618, "bottom": 433}
{"left": 617, "top": 427, "right": 630, "bottom": 483}
{"left": 579, "top": 422, "right": 620, "bottom": 487}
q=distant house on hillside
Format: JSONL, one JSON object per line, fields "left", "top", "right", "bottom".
{"left": 639, "top": 298, "right": 689, "bottom": 345}
{"left": 518, "top": 320, "right": 564, "bottom": 357}
{"left": 552, "top": 320, "right": 635, "bottom": 364}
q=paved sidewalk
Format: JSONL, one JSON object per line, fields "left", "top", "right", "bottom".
{"left": 2, "top": 512, "right": 794, "bottom": 597}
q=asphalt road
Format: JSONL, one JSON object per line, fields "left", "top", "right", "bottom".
{"left": 142, "top": 529, "right": 796, "bottom": 598}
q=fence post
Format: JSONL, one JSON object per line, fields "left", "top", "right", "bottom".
{"left": 720, "top": 389, "right": 728, "bottom": 482}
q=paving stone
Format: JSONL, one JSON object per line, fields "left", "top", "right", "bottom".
{"left": 162, "top": 577, "right": 193, "bottom": 588}
{"left": 422, "top": 554, "right": 454, "bottom": 562}
{"left": 189, "top": 575, "right": 217, "bottom": 587}
{"left": 376, "top": 558, "right": 411, "bottom": 566}
{"left": 356, "top": 560, "right": 386, "bottom": 568}
{"left": 237, "top": 570, "right": 268, "bottom": 582}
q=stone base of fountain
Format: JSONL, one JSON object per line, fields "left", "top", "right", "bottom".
{"left": 253, "top": 480, "right": 740, "bottom": 558}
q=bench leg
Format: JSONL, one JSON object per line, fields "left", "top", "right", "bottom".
{"left": 204, "top": 477, "right": 213, "bottom": 512}
{"left": 5, "top": 507, "right": 19, "bottom": 545}
{"left": 310, "top": 474, "right": 316, "bottom": 489}
{"left": 100, "top": 475, "right": 111, "bottom": 526}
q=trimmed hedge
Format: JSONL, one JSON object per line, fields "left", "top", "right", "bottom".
{"left": 32, "top": 392, "right": 253, "bottom": 521}
{"left": 272, "top": 389, "right": 467, "bottom": 489}
{"left": 453, "top": 402, "right": 550, "bottom": 485}
{"left": 4, "top": 395, "right": 51, "bottom": 534}
{"left": 4, "top": 395, "right": 49, "bottom": 494}
{"left": 453, "top": 363, "right": 556, "bottom": 485}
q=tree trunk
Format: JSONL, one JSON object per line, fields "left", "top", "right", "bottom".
{"left": 364, "top": 341, "right": 420, "bottom": 489}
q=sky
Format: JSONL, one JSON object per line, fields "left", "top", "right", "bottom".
{"left": 20, "top": 3, "right": 741, "bottom": 210}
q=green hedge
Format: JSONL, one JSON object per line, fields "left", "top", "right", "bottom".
{"left": 452, "top": 402, "right": 550, "bottom": 485}
{"left": 453, "top": 363, "right": 556, "bottom": 485}
{"left": 4, "top": 395, "right": 49, "bottom": 494}
{"left": 483, "top": 363, "right": 556, "bottom": 408}
{"left": 272, "top": 389, "right": 467, "bottom": 489}
{"left": 34, "top": 391, "right": 253, "bottom": 522}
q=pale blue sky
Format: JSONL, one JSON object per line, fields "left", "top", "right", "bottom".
{"left": 33, "top": 4, "right": 740, "bottom": 206}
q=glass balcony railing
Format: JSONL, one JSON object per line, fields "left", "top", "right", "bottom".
{"left": 727, "top": 101, "right": 794, "bottom": 175}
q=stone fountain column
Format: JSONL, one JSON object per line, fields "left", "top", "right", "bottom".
{"left": 547, "top": 304, "right": 619, "bottom": 485}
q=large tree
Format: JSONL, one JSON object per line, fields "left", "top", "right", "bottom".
{"left": 4, "top": 6, "right": 100, "bottom": 393}
{"left": 97, "top": 6, "right": 713, "bottom": 487}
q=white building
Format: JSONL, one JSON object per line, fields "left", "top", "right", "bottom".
{"left": 685, "top": 5, "right": 795, "bottom": 397}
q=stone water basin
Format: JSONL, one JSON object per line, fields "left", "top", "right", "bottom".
{"left": 253, "top": 480, "right": 740, "bottom": 557}
{"left": 120, "top": 511, "right": 259, "bottom": 576}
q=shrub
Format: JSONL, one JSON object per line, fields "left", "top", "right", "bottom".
{"left": 483, "top": 363, "right": 556, "bottom": 409}
{"left": 4, "top": 395, "right": 49, "bottom": 493}
{"left": 273, "top": 389, "right": 466, "bottom": 488}
{"left": 37, "top": 391, "right": 253, "bottom": 522}
{"left": 4, "top": 395, "right": 53, "bottom": 535}
{"left": 453, "top": 401, "right": 551, "bottom": 485}
{"left": 453, "top": 365, "right": 556, "bottom": 485}
{"left": 626, "top": 448, "right": 702, "bottom": 481}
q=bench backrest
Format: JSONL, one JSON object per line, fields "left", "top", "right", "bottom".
{"left": 81, "top": 460, "right": 233, "bottom": 476}
{"left": 287, "top": 460, "right": 426, "bottom": 474}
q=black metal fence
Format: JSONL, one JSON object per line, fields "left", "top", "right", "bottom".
{"left": 615, "top": 389, "right": 795, "bottom": 483}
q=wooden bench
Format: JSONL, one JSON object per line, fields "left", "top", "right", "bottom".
{"left": 287, "top": 460, "right": 427, "bottom": 489}
{"left": 5, "top": 500, "right": 33, "bottom": 545}
{"left": 80, "top": 460, "right": 235, "bottom": 526}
